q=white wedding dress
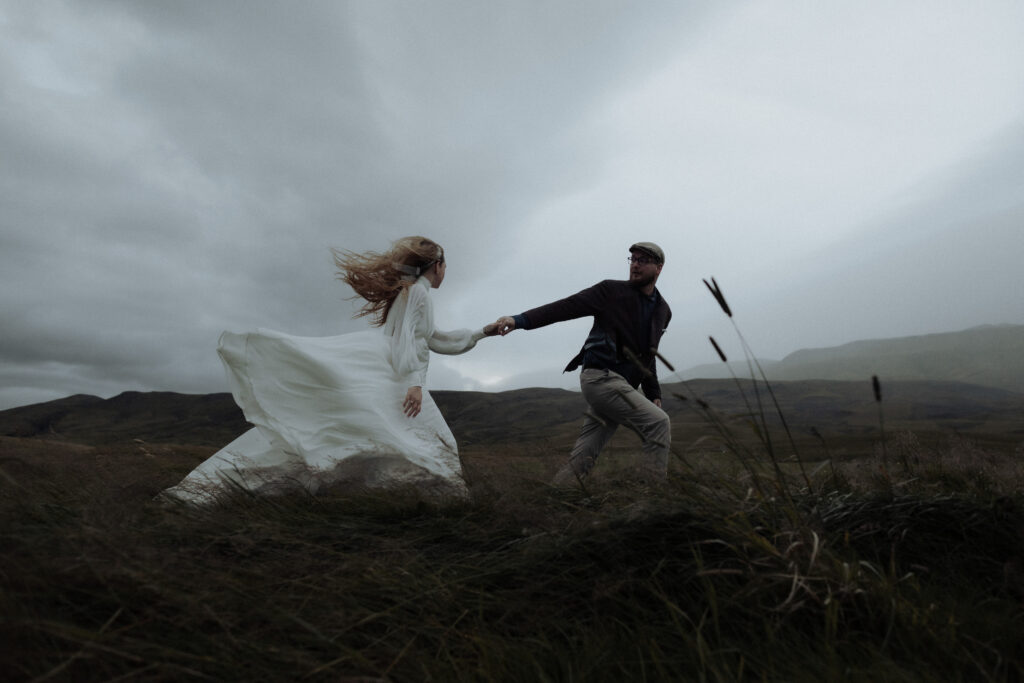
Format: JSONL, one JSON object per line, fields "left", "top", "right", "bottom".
{"left": 161, "top": 276, "right": 485, "bottom": 504}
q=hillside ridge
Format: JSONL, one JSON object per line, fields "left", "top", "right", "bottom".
{"left": 3, "top": 377, "right": 1022, "bottom": 450}
{"left": 683, "top": 323, "right": 1024, "bottom": 393}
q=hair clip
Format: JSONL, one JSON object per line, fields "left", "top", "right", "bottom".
{"left": 392, "top": 262, "right": 420, "bottom": 276}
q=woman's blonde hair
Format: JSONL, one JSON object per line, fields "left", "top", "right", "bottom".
{"left": 333, "top": 236, "right": 444, "bottom": 326}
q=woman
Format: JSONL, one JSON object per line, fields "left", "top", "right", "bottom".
{"left": 161, "top": 237, "right": 496, "bottom": 504}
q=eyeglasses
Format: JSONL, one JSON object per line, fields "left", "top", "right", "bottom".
{"left": 628, "top": 256, "right": 657, "bottom": 265}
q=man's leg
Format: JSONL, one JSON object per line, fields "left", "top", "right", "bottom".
{"left": 578, "top": 368, "right": 670, "bottom": 482}
{"left": 553, "top": 369, "right": 670, "bottom": 486}
{"left": 552, "top": 403, "right": 618, "bottom": 486}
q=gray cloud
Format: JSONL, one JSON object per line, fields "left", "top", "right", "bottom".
{"left": 2, "top": 1, "right": 1023, "bottom": 409}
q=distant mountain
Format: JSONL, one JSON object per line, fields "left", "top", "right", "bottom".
{"left": 3, "top": 378, "right": 1022, "bottom": 451}
{"left": 3, "top": 324, "right": 1022, "bottom": 451}
{"left": 682, "top": 324, "right": 1024, "bottom": 394}
{"left": 0, "top": 388, "right": 585, "bottom": 449}
{"left": 0, "top": 391, "right": 250, "bottom": 446}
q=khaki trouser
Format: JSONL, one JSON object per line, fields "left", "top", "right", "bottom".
{"left": 553, "top": 368, "right": 670, "bottom": 485}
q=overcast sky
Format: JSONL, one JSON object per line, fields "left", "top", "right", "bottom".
{"left": 2, "top": 1, "right": 1023, "bottom": 410}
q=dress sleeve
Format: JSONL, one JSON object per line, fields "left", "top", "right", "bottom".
{"left": 391, "top": 284, "right": 432, "bottom": 387}
{"left": 428, "top": 327, "right": 487, "bottom": 356}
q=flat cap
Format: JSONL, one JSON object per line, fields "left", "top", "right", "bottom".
{"left": 629, "top": 241, "right": 665, "bottom": 264}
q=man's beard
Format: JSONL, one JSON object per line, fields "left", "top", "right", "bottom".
{"left": 630, "top": 272, "right": 656, "bottom": 288}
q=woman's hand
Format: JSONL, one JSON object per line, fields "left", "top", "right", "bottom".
{"left": 483, "top": 322, "right": 500, "bottom": 336}
{"left": 403, "top": 386, "right": 423, "bottom": 418}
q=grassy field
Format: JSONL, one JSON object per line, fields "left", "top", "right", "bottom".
{"left": 2, "top": 412, "right": 1024, "bottom": 682}
{"left": 6, "top": 278, "right": 1022, "bottom": 680}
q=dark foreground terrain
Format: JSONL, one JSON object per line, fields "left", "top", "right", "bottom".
{"left": 2, "top": 380, "right": 1024, "bottom": 681}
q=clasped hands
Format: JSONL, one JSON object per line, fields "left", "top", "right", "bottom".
{"left": 483, "top": 316, "right": 517, "bottom": 337}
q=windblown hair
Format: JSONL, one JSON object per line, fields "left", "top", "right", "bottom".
{"left": 333, "top": 236, "right": 445, "bottom": 326}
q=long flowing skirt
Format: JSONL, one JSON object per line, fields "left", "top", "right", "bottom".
{"left": 161, "top": 328, "right": 467, "bottom": 504}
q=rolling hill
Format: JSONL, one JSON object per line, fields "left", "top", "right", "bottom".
{"left": 682, "top": 323, "right": 1024, "bottom": 393}
{"left": 2, "top": 379, "right": 1021, "bottom": 454}
{"left": 1, "top": 324, "right": 1021, "bottom": 453}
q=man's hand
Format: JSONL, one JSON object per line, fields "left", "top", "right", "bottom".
{"left": 483, "top": 322, "right": 500, "bottom": 336}
{"left": 403, "top": 386, "right": 423, "bottom": 418}
{"left": 495, "top": 316, "right": 517, "bottom": 336}
{"left": 653, "top": 398, "right": 662, "bottom": 408}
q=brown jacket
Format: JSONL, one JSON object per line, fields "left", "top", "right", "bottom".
{"left": 517, "top": 279, "right": 671, "bottom": 400}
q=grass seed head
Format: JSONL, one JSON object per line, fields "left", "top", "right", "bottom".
{"left": 709, "top": 336, "right": 728, "bottom": 363}
{"left": 703, "top": 277, "right": 733, "bottom": 318}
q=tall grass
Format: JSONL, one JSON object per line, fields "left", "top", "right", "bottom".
{"left": 2, "top": 281, "right": 1023, "bottom": 681}
{"left": 2, "top": 451, "right": 1022, "bottom": 682}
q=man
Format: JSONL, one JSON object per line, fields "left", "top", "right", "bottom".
{"left": 495, "top": 242, "right": 672, "bottom": 485}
